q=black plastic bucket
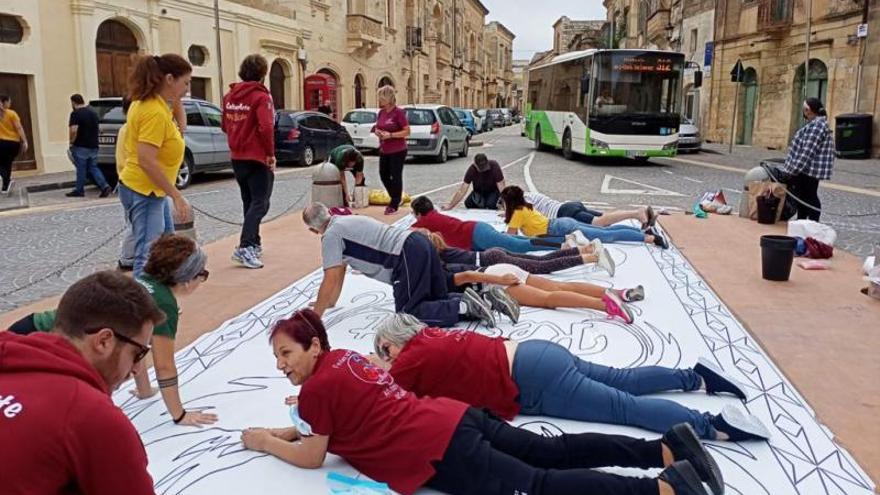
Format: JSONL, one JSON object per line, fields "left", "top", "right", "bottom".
{"left": 756, "top": 195, "right": 779, "bottom": 224}
{"left": 760, "top": 235, "right": 797, "bottom": 281}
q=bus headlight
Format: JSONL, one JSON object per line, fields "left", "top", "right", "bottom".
{"left": 663, "top": 141, "right": 679, "bottom": 150}
{"left": 591, "top": 139, "right": 609, "bottom": 149}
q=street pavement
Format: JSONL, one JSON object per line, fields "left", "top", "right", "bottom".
{"left": 2, "top": 124, "right": 878, "bottom": 312}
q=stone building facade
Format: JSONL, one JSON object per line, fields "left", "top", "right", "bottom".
{"left": 0, "top": 0, "right": 514, "bottom": 177}
{"left": 483, "top": 21, "right": 515, "bottom": 108}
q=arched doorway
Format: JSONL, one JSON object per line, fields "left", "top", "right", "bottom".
{"left": 317, "top": 68, "right": 340, "bottom": 119}
{"left": 96, "top": 19, "right": 139, "bottom": 97}
{"left": 269, "top": 59, "right": 288, "bottom": 109}
{"left": 354, "top": 74, "right": 365, "bottom": 108}
{"left": 738, "top": 68, "right": 758, "bottom": 145}
{"left": 378, "top": 76, "right": 394, "bottom": 88}
{"left": 305, "top": 70, "right": 339, "bottom": 119}
{"left": 791, "top": 59, "right": 828, "bottom": 136}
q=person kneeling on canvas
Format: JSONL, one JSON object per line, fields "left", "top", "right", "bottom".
{"left": 372, "top": 314, "right": 770, "bottom": 455}
{"left": 442, "top": 153, "right": 506, "bottom": 210}
{"left": 240, "top": 309, "right": 720, "bottom": 495}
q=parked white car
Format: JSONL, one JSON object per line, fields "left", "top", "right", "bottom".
{"left": 677, "top": 116, "right": 702, "bottom": 153}
{"left": 341, "top": 108, "right": 380, "bottom": 150}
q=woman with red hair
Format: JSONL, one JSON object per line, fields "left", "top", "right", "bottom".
{"left": 239, "top": 309, "right": 719, "bottom": 495}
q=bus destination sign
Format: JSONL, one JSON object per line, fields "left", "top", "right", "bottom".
{"left": 614, "top": 56, "right": 675, "bottom": 73}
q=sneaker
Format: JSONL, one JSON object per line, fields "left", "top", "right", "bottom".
{"left": 568, "top": 229, "right": 590, "bottom": 246}
{"left": 694, "top": 357, "right": 748, "bottom": 400}
{"left": 0, "top": 179, "right": 13, "bottom": 195}
{"left": 254, "top": 245, "right": 263, "bottom": 259}
{"left": 384, "top": 206, "right": 398, "bottom": 216}
{"left": 711, "top": 404, "right": 771, "bottom": 441}
{"left": 658, "top": 461, "right": 711, "bottom": 495}
{"left": 597, "top": 247, "right": 615, "bottom": 277}
{"left": 589, "top": 238, "right": 603, "bottom": 254}
{"left": 232, "top": 246, "right": 264, "bottom": 269}
{"left": 462, "top": 288, "right": 495, "bottom": 327}
{"left": 99, "top": 186, "right": 112, "bottom": 198}
{"left": 562, "top": 237, "right": 578, "bottom": 249}
{"left": 483, "top": 286, "right": 520, "bottom": 324}
{"left": 618, "top": 285, "right": 645, "bottom": 302}
{"left": 662, "top": 423, "right": 724, "bottom": 495}
{"left": 647, "top": 227, "right": 669, "bottom": 249}
{"left": 117, "top": 260, "right": 134, "bottom": 272}
{"left": 65, "top": 190, "right": 85, "bottom": 198}
{"left": 602, "top": 289, "right": 634, "bottom": 324}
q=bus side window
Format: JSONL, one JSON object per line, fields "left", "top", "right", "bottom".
{"left": 580, "top": 74, "right": 590, "bottom": 107}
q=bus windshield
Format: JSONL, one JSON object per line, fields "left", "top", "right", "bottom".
{"left": 592, "top": 51, "right": 683, "bottom": 118}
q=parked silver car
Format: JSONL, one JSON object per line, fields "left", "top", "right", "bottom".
{"left": 91, "top": 97, "right": 231, "bottom": 189}
{"left": 401, "top": 105, "right": 470, "bottom": 163}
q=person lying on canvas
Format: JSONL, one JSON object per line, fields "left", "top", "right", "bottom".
{"left": 371, "top": 313, "right": 770, "bottom": 450}
{"left": 239, "top": 309, "right": 723, "bottom": 495}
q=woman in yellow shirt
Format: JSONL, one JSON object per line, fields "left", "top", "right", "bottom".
{"left": 0, "top": 94, "right": 29, "bottom": 195}
{"left": 501, "top": 186, "right": 668, "bottom": 248}
{"left": 118, "top": 54, "right": 193, "bottom": 277}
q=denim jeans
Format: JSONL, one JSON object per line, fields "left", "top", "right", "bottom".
{"left": 118, "top": 183, "right": 174, "bottom": 277}
{"left": 512, "top": 340, "right": 715, "bottom": 439}
{"left": 119, "top": 198, "right": 173, "bottom": 267}
{"left": 548, "top": 217, "right": 645, "bottom": 244}
{"left": 471, "top": 222, "right": 565, "bottom": 253}
{"left": 70, "top": 146, "right": 108, "bottom": 194}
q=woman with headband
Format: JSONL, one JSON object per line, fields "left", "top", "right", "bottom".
{"left": 240, "top": 309, "right": 721, "bottom": 495}
{"left": 6, "top": 234, "right": 217, "bottom": 427}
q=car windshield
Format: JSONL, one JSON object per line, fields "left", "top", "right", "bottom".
{"left": 405, "top": 109, "right": 437, "bottom": 125}
{"left": 90, "top": 100, "right": 125, "bottom": 123}
{"left": 454, "top": 110, "right": 468, "bottom": 120}
{"left": 592, "top": 51, "right": 684, "bottom": 117}
{"left": 343, "top": 111, "right": 377, "bottom": 124}
{"left": 681, "top": 116, "right": 694, "bottom": 125}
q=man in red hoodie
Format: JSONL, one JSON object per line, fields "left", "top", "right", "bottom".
{"left": 222, "top": 54, "right": 276, "bottom": 270}
{"left": 0, "top": 271, "right": 166, "bottom": 495}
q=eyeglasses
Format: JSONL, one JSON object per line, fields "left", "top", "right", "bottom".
{"left": 84, "top": 327, "right": 151, "bottom": 363}
{"left": 197, "top": 269, "right": 210, "bottom": 282}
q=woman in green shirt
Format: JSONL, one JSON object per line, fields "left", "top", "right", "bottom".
{"left": 6, "top": 233, "right": 216, "bottom": 427}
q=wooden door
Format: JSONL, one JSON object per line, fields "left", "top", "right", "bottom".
{"left": 0, "top": 73, "right": 35, "bottom": 171}
{"left": 191, "top": 77, "right": 208, "bottom": 101}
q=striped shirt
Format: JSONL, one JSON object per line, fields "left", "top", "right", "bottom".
{"left": 321, "top": 215, "right": 412, "bottom": 284}
{"left": 524, "top": 192, "right": 562, "bottom": 219}
{"left": 781, "top": 116, "right": 834, "bottom": 180}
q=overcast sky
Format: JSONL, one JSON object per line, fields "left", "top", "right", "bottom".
{"left": 481, "top": 0, "right": 607, "bottom": 61}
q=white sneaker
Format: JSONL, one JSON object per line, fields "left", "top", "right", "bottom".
{"left": 569, "top": 230, "right": 590, "bottom": 246}
{"left": 232, "top": 246, "right": 264, "bottom": 269}
{"left": 589, "top": 238, "right": 603, "bottom": 254}
{"left": 597, "top": 247, "right": 616, "bottom": 277}
{"left": 0, "top": 179, "right": 12, "bottom": 196}
{"left": 562, "top": 236, "right": 578, "bottom": 249}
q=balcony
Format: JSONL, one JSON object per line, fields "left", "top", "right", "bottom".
{"left": 436, "top": 42, "right": 452, "bottom": 66}
{"left": 646, "top": 9, "right": 671, "bottom": 46}
{"left": 758, "top": 0, "right": 793, "bottom": 32}
{"left": 347, "top": 14, "right": 384, "bottom": 53}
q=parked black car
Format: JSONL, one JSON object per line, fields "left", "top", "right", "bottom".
{"left": 274, "top": 110, "right": 353, "bottom": 166}
{"left": 486, "top": 108, "right": 506, "bottom": 127}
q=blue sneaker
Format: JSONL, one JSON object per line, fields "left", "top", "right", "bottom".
{"left": 254, "top": 245, "right": 263, "bottom": 259}
{"left": 232, "top": 246, "right": 263, "bottom": 269}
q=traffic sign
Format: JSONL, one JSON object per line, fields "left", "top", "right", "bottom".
{"left": 730, "top": 59, "right": 744, "bottom": 83}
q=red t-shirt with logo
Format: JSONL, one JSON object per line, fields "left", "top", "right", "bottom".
{"left": 376, "top": 106, "right": 409, "bottom": 155}
{"left": 298, "top": 349, "right": 467, "bottom": 495}
{"left": 412, "top": 210, "right": 478, "bottom": 250}
{"left": 389, "top": 328, "right": 521, "bottom": 420}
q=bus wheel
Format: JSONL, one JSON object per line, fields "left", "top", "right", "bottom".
{"left": 534, "top": 126, "right": 547, "bottom": 151}
{"left": 562, "top": 130, "right": 574, "bottom": 160}
{"left": 634, "top": 156, "right": 650, "bottom": 162}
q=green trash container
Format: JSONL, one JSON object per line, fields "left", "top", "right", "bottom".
{"left": 834, "top": 113, "right": 872, "bottom": 159}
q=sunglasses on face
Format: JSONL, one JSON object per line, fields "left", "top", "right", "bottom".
{"left": 197, "top": 269, "right": 210, "bottom": 282}
{"left": 85, "top": 327, "right": 151, "bottom": 363}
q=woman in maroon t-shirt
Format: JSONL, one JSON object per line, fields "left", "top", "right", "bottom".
{"left": 374, "top": 85, "right": 409, "bottom": 215}
{"left": 239, "top": 309, "right": 719, "bottom": 495}
{"left": 373, "top": 313, "right": 770, "bottom": 446}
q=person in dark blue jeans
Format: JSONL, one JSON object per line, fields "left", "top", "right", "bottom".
{"left": 66, "top": 94, "right": 110, "bottom": 198}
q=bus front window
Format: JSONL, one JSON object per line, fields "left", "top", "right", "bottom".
{"left": 593, "top": 51, "right": 683, "bottom": 117}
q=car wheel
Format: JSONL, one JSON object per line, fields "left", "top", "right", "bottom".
{"left": 562, "top": 130, "right": 573, "bottom": 160}
{"left": 299, "top": 145, "right": 315, "bottom": 166}
{"left": 436, "top": 142, "right": 448, "bottom": 163}
{"left": 176, "top": 155, "right": 193, "bottom": 189}
{"left": 459, "top": 137, "right": 469, "bottom": 158}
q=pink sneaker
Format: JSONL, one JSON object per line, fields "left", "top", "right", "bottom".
{"left": 384, "top": 206, "right": 398, "bottom": 216}
{"left": 602, "top": 290, "right": 634, "bottom": 324}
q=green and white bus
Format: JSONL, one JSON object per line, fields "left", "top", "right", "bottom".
{"left": 525, "top": 49, "right": 689, "bottom": 160}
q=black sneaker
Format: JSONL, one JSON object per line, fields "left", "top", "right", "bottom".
{"left": 65, "top": 191, "right": 85, "bottom": 198}
{"left": 117, "top": 261, "right": 134, "bottom": 272}
{"left": 462, "top": 288, "right": 495, "bottom": 327}
{"left": 646, "top": 227, "right": 669, "bottom": 249}
{"left": 99, "top": 186, "right": 112, "bottom": 198}
{"left": 658, "top": 461, "right": 710, "bottom": 495}
{"left": 694, "top": 357, "right": 747, "bottom": 400}
{"left": 711, "top": 404, "right": 771, "bottom": 441}
{"left": 662, "top": 423, "right": 723, "bottom": 495}
{"left": 483, "top": 286, "right": 520, "bottom": 324}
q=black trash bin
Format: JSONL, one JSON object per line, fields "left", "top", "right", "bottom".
{"left": 835, "top": 113, "right": 873, "bottom": 159}
{"left": 760, "top": 235, "right": 797, "bottom": 281}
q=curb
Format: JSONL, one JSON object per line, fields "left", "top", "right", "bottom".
{"left": 0, "top": 179, "right": 80, "bottom": 213}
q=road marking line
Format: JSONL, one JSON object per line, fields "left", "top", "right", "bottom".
{"left": 600, "top": 175, "right": 684, "bottom": 196}
{"left": 682, "top": 176, "right": 703, "bottom": 183}
{"left": 670, "top": 156, "right": 880, "bottom": 198}
{"left": 662, "top": 170, "right": 674, "bottom": 175}
{"left": 522, "top": 152, "right": 538, "bottom": 193}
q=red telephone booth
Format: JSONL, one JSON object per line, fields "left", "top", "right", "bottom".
{"left": 304, "top": 73, "right": 338, "bottom": 120}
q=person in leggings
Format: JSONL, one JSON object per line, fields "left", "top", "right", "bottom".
{"left": 240, "top": 309, "right": 719, "bottom": 495}
{"left": 375, "top": 85, "right": 409, "bottom": 215}
{"left": 0, "top": 94, "right": 29, "bottom": 195}
{"left": 503, "top": 185, "right": 669, "bottom": 248}
{"left": 411, "top": 196, "right": 567, "bottom": 254}
{"left": 526, "top": 191, "right": 658, "bottom": 229}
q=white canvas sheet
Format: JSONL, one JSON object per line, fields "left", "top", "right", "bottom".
{"left": 113, "top": 210, "right": 875, "bottom": 495}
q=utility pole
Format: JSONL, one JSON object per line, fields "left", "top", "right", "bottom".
{"left": 213, "top": 0, "right": 224, "bottom": 97}
{"left": 452, "top": 0, "right": 457, "bottom": 106}
{"left": 803, "top": 0, "right": 811, "bottom": 100}
{"left": 728, "top": 59, "right": 743, "bottom": 154}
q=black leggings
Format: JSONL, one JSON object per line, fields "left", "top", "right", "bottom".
{"left": 0, "top": 139, "right": 21, "bottom": 191}
{"left": 233, "top": 160, "right": 274, "bottom": 248}
{"left": 427, "top": 408, "right": 662, "bottom": 495}
{"left": 787, "top": 173, "right": 821, "bottom": 221}
{"left": 480, "top": 247, "right": 584, "bottom": 274}
{"left": 8, "top": 313, "right": 38, "bottom": 335}
{"left": 379, "top": 150, "right": 407, "bottom": 209}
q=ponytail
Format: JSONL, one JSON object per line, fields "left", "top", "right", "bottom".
{"left": 128, "top": 53, "right": 192, "bottom": 101}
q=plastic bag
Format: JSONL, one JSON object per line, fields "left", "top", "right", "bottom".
{"left": 787, "top": 220, "right": 837, "bottom": 246}
{"left": 353, "top": 185, "right": 368, "bottom": 209}
{"left": 327, "top": 472, "right": 392, "bottom": 494}
{"left": 368, "top": 189, "right": 412, "bottom": 206}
